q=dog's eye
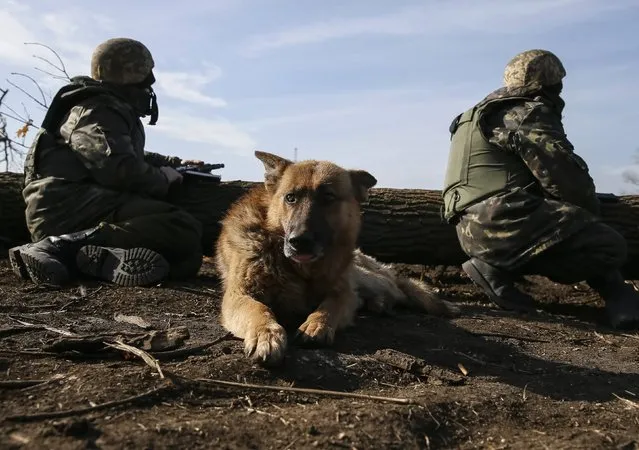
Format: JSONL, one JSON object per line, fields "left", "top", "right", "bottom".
{"left": 322, "top": 192, "right": 337, "bottom": 203}
{"left": 284, "top": 193, "right": 297, "bottom": 204}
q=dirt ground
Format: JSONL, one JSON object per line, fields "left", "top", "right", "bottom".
{"left": 0, "top": 256, "right": 638, "bottom": 450}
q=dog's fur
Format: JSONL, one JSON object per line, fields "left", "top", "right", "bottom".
{"left": 215, "top": 151, "right": 459, "bottom": 365}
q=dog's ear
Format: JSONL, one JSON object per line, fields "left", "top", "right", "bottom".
{"left": 349, "top": 170, "right": 377, "bottom": 203}
{"left": 255, "top": 151, "right": 293, "bottom": 192}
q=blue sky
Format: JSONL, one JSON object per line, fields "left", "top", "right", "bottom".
{"left": 1, "top": 0, "right": 639, "bottom": 192}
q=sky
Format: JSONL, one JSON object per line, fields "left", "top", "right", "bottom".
{"left": 1, "top": 0, "right": 639, "bottom": 193}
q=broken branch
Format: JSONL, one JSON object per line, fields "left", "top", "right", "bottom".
{"left": 104, "top": 340, "right": 164, "bottom": 379}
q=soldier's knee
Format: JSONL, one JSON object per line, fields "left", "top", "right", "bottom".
{"left": 594, "top": 224, "right": 627, "bottom": 268}
{"left": 608, "top": 229, "right": 627, "bottom": 267}
{"left": 175, "top": 210, "right": 203, "bottom": 243}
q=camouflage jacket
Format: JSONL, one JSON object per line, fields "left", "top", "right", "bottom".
{"left": 23, "top": 80, "right": 181, "bottom": 241}
{"left": 455, "top": 87, "right": 600, "bottom": 269}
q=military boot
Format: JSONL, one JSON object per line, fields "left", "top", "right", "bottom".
{"left": 9, "top": 226, "right": 170, "bottom": 287}
{"left": 462, "top": 257, "right": 536, "bottom": 312}
{"left": 588, "top": 271, "right": 639, "bottom": 329}
{"left": 75, "top": 245, "right": 169, "bottom": 287}
{"left": 9, "top": 227, "right": 102, "bottom": 286}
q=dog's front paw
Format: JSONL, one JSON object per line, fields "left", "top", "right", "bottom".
{"left": 296, "top": 314, "right": 335, "bottom": 346}
{"left": 244, "top": 321, "right": 288, "bottom": 366}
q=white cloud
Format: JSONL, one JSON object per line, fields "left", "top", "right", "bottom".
{"left": 243, "top": 0, "right": 639, "bottom": 55}
{"left": 156, "top": 66, "right": 227, "bottom": 107}
{"left": 41, "top": 13, "right": 80, "bottom": 37}
{"left": 0, "top": 9, "right": 38, "bottom": 65}
{"left": 151, "top": 110, "right": 256, "bottom": 155}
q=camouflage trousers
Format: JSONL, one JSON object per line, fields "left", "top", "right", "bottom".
{"left": 514, "top": 222, "right": 626, "bottom": 284}
{"left": 97, "top": 195, "right": 204, "bottom": 280}
{"left": 89, "top": 179, "right": 226, "bottom": 279}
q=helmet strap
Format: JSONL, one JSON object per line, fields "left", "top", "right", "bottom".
{"left": 148, "top": 88, "right": 159, "bottom": 125}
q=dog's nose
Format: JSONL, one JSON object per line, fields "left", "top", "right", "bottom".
{"left": 287, "top": 232, "right": 315, "bottom": 254}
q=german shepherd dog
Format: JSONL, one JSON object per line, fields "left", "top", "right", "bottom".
{"left": 215, "top": 151, "right": 459, "bottom": 365}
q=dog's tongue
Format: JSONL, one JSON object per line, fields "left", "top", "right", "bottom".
{"left": 292, "top": 254, "right": 315, "bottom": 263}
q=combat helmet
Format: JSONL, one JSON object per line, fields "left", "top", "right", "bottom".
{"left": 91, "top": 38, "right": 155, "bottom": 85}
{"left": 503, "top": 49, "right": 566, "bottom": 89}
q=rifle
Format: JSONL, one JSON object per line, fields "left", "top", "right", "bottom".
{"left": 175, "top": 163, "right": 224, "bottom": 183}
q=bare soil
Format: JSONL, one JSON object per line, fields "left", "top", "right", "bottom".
{"left": 0, "top": 256, "right": 638, "bottom": 450}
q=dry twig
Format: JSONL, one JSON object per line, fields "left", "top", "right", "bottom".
{"left": 0, "top": 326, "right": 45, "bottom": 339}
{"left": 8, "top": 317, "right": 76, "bottom": 337}
{"left": 0, "top": 380, "right": 48, "bottom": 389}
{"left": 151, "top": 332, "right": 234, "bottom": 360}
{"left": 612, "top": 393, "right": 639, "bottom": 409}
{"left": 3, "top": 384, "right": 173, "bottom": 423}
{"left": 191, "top": 377, "right": 417, "bottom": 405}
{"left": 105, "top": 340, "right": 164, "bottom": 379}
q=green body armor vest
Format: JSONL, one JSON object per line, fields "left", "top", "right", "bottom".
{"left": 442, "top": 97, "right": 537, "bottom": 222}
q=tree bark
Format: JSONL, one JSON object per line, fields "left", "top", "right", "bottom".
{"left": 2, "top": 171, "right": 639, "bottom": 277}
{"left": 0, "top": 173, "right": 30, "bottom": 251}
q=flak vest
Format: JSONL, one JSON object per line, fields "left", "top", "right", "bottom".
{"left": 442, "top": 96, "right": 538, "bottom": 223}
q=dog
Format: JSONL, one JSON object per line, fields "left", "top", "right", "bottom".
{"left": 215, "top": 151, "right": 459, "bottom": 365}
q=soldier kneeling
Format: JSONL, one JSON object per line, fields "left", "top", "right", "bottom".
{"left": 443, "top": 49, "right": 639, "bottom": 330}
{"left": 10, "top": 38, "right": 205, "bottom": 287}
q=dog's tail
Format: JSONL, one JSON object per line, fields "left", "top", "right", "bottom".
{"left": 393, "top": 276, "right": 460, "bottom": 318}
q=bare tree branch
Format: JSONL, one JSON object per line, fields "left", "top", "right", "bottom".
{"left": 1, "top": 102, "right": 29, "bottom": 124}
{"left": 0, "top": 88, "right": 31, "bottom": 171}
{"left": 0, "top": 108, "right": 29, "bottom": 125}
{"left": 0, "top": 42, "right": 70, "bottom": 172}
{"left": 25, "top": 42, "right": 71, "bottom": 80}
{"left": 8, "top": 73, "right": 48, "bottom": 108}
{"left": 34, "top": 67, "right": 70, "bottom": 81}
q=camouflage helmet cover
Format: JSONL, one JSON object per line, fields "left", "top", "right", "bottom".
{"left": 503, "top": 49, "right": 566, "bottom": 89}
{"left": 91, "top": 38, "right": 155, "bottom": 85}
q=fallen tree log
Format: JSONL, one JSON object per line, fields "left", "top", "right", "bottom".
{"left": 2, "top": 172, "right": 639, "bottom": 277}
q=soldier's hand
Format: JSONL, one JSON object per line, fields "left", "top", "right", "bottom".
{"left": 160, "top": 166, "right": 183, "bottom": 185}
{"left": 181, "top": 159, "right": 204, "bottom": 166}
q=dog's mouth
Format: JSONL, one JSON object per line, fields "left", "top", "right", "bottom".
{"left": 290, "top": 253, "right": 319, "bottom": 264}
{"left": 284, "top": 243, "right": 323, "bottom": 264}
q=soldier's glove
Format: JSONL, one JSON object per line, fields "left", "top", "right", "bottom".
{"left": 180, "top": 159, "right": 204, "bottom": 166}
{"left": 160, "top": 166, "right": 183, "bottom": 185}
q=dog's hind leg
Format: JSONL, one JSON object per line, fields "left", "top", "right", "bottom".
{"left": 352, "top": 249, "right": 459, "bottom": 317}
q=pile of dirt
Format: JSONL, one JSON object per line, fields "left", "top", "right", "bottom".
{"left": 0, "top": 258, "right": 637, "bottom": 449}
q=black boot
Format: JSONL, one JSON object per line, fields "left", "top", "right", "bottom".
{"left": 588, "top": 271, "right": 639, "bottom": 329}
{"left": 9, "top": 226, "right": 170, "bottom": 287}
{"left": 462, "top": 257, "right": 536, "bottom": 312}
{"left": 75, "top": 245, "right": 170, "bottom": 287}
{"left": 9, "top": 227, "right": 102, "bottom": 286}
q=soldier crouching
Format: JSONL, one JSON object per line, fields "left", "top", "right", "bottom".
{"left": 9, "top": 38, "right": 204, "bottom": 287}
{"left": 442, "top": 49, "right": 639, "bottom": 329}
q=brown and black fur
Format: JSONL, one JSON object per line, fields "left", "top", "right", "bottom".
{"left": 215, "top": 151, "right": 458, "bottom": 365}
